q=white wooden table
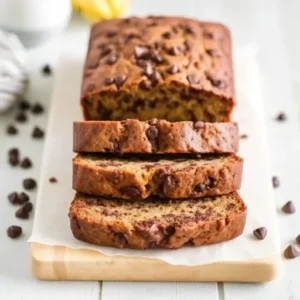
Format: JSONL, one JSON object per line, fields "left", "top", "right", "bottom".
{"left": 0, "top": 0, "right": 299, "bottom": 299}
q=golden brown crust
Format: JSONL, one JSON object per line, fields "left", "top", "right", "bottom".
{"left": 81, "top": 16, "right": 234, "bottom": 122}
{"left": 69, "top": 192, "right": 247, "bottom": 249}
{"left": 72, "top": 154, "right": 243, "bottom": 200}
{"left": 73, "top": 120, "right": 239, "bottom": 154}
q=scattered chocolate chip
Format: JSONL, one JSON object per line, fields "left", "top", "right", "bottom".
{"left": 31, "top": 103, "right": 44, "bottom": 114}
{"left": 253, "top": 227, "right": 267, "bottom": 240}
{"left": 106, "top": 54, "right": 118, "bottom": 65}
{"left": 9, "top": 148, "right": 19, "bottom": 157}
{"left": 114, "top": 232, "right": 127, "bottom": 248}
{"left": 275, "top": 112, "right": 287, "bottom": 121}
{"left": 208, "top": 176, "right": 217, "bottom": 188}
{"left": 185, "top": 26, "right": 196, "bottom": 35}
{"left": 240, "top": 134, "right": 248, "bottom": 139}
{"left": 20, "top": 157, "right": 32, "bottom": 169}
{"left": 206, "top": 72, "right": 226, "bottom": 88}
{"left": 150, "top": 70, "right": 161, "bottom": 85}
{"left": 206, "top": 49, "right": 221, "bottom": 57}
{"left": 284, "top": 244, "right": 300, "bottom": 259}
{"left": 164, "top": 226, "right": 175, "bottom": 236}
{"left": 187, "top": 74, "right": 200, "bottom": 85}
{"left": 23, "top": 178, "right": 37, "bottom": 190}
{"left": 162, "top": 31, "right": 172, "bottom": 39}
{"left": 146, "top": 126, "right": 159, "bottom": 141}
{"left": 272, "top": 176, "right": 280, "bottom": 188}
{"left": 19, "top": 99, "right": 31, "bottom": 110}
{"left": 6, "top": 125, "right": 18, "bottom": 135}
{"left": 296, "top": 234, "right": 300, "bottom": 245}
{"left": 193, "top": 184, "right": 205, "bottom": 193}
{"left": 49, "top": 177, "right": 57, "bottom": 183}
{"left": 203, "top": 31, "right": 214, "bottom": 39}
{"left": 164, "top": 175, "right": 177, "bottom": 192}
{"left": 134, "top": 46, "right": 150, "bottom": 59}
{"left": 150, "top": 50, "right": 163, "bottom": 64}
{"left": 32, "top": 126, "right": 44, "bottom": 139}
{"left": 100, "top": 47, "right": 112, "bottom": 57}
{"left": 8, "top": 192, "right": 19, "bottom": 205}
{"left": 42, "top": 64, "right": 52, "bottom": 75}
{"left": 9, "top": 154, "right": 19, "bottom": 166}
{"left": 126, "top": 33, "right": 140, "bottom": 40}
{"left": 106, "top": 31, "right": 117, "bottom": 38}
{"left": 194, "top": 121, "right": 204, "bottom": 129}
{"left": 15, "top": 206, "right": 29, "bottom": 219}
{"left": 143, "top": 65, "right": 153, "bottom": 77}
{"left": 139, "top": 80, "right": 151, "bottom": 90}
{"left": 136, "top": 59, "right": 149, "bottom": 68}
{"left": 18, "top": 192, "right": 29, "bottom": 204}
{"left": 7, "top": 226, "right": 22, "bottom": 238}
{"left": 115, "top": 75, "right": 127, "bottom": 88}
{"left": 168, "top": 46, "right": 180, "bottom": 56}
{"left": 167, "top": 65, "right": 178, "bottom": 74}
{"left": 120, "top": 186, "right": 141, "bottom": 199}
{"left": 15, "top": 112, "right": 27, "bottom": 123}
{"left": 282, "top": 201, "right": 296, "bottom": 214}
{"left": 104, "top": 77, "right": 114, "bottom": 85}
{"left": 22, "top": 202, "right": 33, "bottom": 213}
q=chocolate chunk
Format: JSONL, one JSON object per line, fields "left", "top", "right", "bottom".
{"left": 168, "top": 46, "right": 180, "bottom": 56}
{"left": 22, "top": 202, "right": 33, "bottom": 213}
{"left": 7, "top": 226, "right": 22, "bottom": 238}
{"left": 106, "top": 54, "right": 118, "bottom": 65}
{"left": 23, "top": 178, "right": 37, "bottom": 190}
{"left": 42, "top": 64, "right": 52, "bottom": 75}
{"left": 15, "top": 206, "right": 29, "bottom": 219}
{"left": 284, "top": 245, "right": 300, "bottom": 259}
{"left": 9, "top": 148, "right": 19, "bottom": 157}
{"left": 206, "top": 72, "right": 226, "bottom": 88}
{"left": 282, "top": 201, "right": 296, "bottom": 214}
{"left": 139, "top": 80, "right": 151, "bottom": 90}
{"left": 19, "top": 99, "right": 30, "bottom": 110}
{"left": 146, "top": 126, "right": 158, "bottom": 140}
{"left": 193, "top": 184, "right": 205, "bottom": 193}
{"left": 32, "top": 126, "right": 44, "bottom": 139}
{"left": 115, "top": 75, "right": 127, "bottom": 88}
{"left": 134, "top": 46, "right": 150, "bottom": 59}
{"left": 164, "top": 226, "right": 175, "bottom": 236}
{"left": 272, "top": 176, "right": 280, "bottom": 188}
{"left": 136, "top": 59, "right": 149, "bottom": 68}
{"left": 104, "top": 77, "right": 114, "bottom": 85}
{"left": 101, "top": 47, "right": 112, "bottom": 57}
{"left": 253, "top": 227, "right": 267, "bottom": 240}
{"left": 6, "top": 125, "right": 18, "bottom": 135}
{"left": 49, "top": 177, "right": 57, "bottom": 183}
{"left": 275, "top": 112, "right": 287, "bottom": 121}
{"left": 18, "top": 192, "right": 29, "bottom": 204}
{"left": 240, "top": 134, "right": 248, "bottom": 139}
{"left": 9, "top": 154, "right": 19, "bottom": 166}
{"left": 162, "top": 31, "right": 172, "bottom": 39}
{"left": 187, "top": 74, "right": 200, "bottom": 85}
{"left": 150, "top": 50, "right": 163, "bottom": 63}
{"left": 150, "top": 70, "right": 161, "bottom": 85}
{"left": 120, "top": 186, "right": 141, "bottom": 199}
{"left": 15, "top": 112, "right": 27, "bottom": 123}
{"left": 194, "top": 121, "right": 204, "bottom": 129}
{"left": 296, "top": 234, "right": 300, "bottom": 245}
{"left": 164, "top": 175, "right": 177, "bottom": 192}
{"left": 8, "top": 192, "right": 19, "bottom": 205}
{"left": 208, "top": 176, "right": 217, "bottom": 188}
{"left": 206, "top": 49, "right": 221, "bottom": 57}
{"left": 167, "top": 65, "right": 178, "bottom": 74}
{"left": 20, "top": 157, "right": 32, "bottom": 169}
{"left": 143, "top": 65, "right": 153, "bottom": 77}
{"left": 114, "top": 232, "right": 127, "bottom": 248}
{"left": 185, "top": 26, "right": 196, "bottom": 35}
{"left": 85, "top": 83, "right": 96, "bottom": 93}
{"left": 31, "top": 103, "right": 44, "bottom": 114}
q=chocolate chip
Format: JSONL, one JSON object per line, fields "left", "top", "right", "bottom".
{"left": 164, "top": 226, "right": 175, "bottom": 235}
{"left": 150, "top": 50, "right": 163, "bottom": 63}
{"left": 120, "top": 186, "right": 141, "bottom": 199}
{"left": 85, "top": 83, "right": 96, "bottom": 93}
{"left": 6, "top": 125, "right": 18, "bottom": 135}
{"left": 9, "top": 154, "right": 19, "bottom": 166}
{"left": 206, "top": 72, "right": 226, "bottom": 88}
{"left": 115, "top": 75, "right": 127, "bottom": 88}
{"left": 284, "top": 245, "right": 300, "bottom": 259}
{"left": 240, "top": 134, "right": 248, "bottom": 139}
{"left": 114, "top": 232, "right": 127, "bottom": 248}
{"left": 49, "top": 177, "right": 57, "bottom": 183}
{"left": 203, "top": 31, "right": 214, "bottom": 39}
{"left": 194, "top": 121, "right": 204, "bottom": 129}
{"left": 22, "top": 202, "right": 33, "bottom": 213}
{"left": 143, "top": 65, "right": 153, "bottom": 77}
{"left": 23, "top": 178, "right": 37, "bottom": 190}
{"left": 19, "top": 99, "right": 30, "bottom": 110}
{"left": 104, "top": 77, "right": 114, "bottom": 85}
{"left": 187, "top": 74, "right": 200, "bottom": 85}
{"left": 7, "top": 226, "right": 22, "bottom": 238}
{"left": 100, "top": 47, "right": 112, "bottom": 57}
{"left": 167, "top": 65, "right": 178, "bottom": 74}
{"left": 136, "top": 59, "right": 149, "bottom": 68}
{"left": 208, "top": 176, "right": 217, "bottom": 188}
{"left": 296, "top": 234, "right": 300, "bottom": 245}
{"left": 42, "top": 64, "right": 52, "bottom": 75}
{"left": 8, "top": 192, "right": 19, "bottom": 205}
{"left": 150, "top": 70, "right": 161, "bottom": 85}
{"left": 106, "top": 31, "right": 117, "bottom": 37}
{"left": 32, "top": 126, "right": 44, "bottom": 139}
{"left": 275, "top": 112, "right": 287, "bottom": 121}
{"left": 146, "top": 126, "right": 158, "bottom": 140}
{"left": 126, "top": 33, "right": 140, "bottom": 40}
{"left": 272, "top": 176, "right": 280, "bottom": 188}
{"left": 253, "top": 227, "right": 267, "bottom": 240}
{"left": 134, "top": 46, "right": 150, "bottom": 59}
{"left": 18, "top": 192, "right": 29, "bottom": 204}
{"left": 139, "top": 80, "right": 151, "bottom": 90}
{"left": 282, "top": 201, "right": 296, "bottom": 214}
{"left": 15, "top": 206, "right": 29, "bottom": 219}
{"left": 168, "top": 46, "right": 180, "bottom": 56}
{"left": 162, "top": 31, "right": 172, "bottom": 39}
{"left": 148, "top": 241, "right": 157, "bottom": 249}
{"left": 20, "top": 157, "right": 32, "bottom": 169}
{"left": 9, "top": 148, "right": 19, "bottom": 157}
{"left": 31, "top": 103, "right": 44, "bottom": 114}
{"left": 185, "top": 26, "right": 196, "bottom": 35}
{"left": 15, "top": 112, "right": 27, "bottom": 123}
{"left": 193, "top": 184, "right": 205, "bottom": 193}
{"left": 106, "top": 54, "right": 118, "bottom": 65}
{"left": 111, "top": 171, "right": 120, "bottom": 184}
{"left": 206, "top": 49, "right": 221, "bottom": 57}
{"left": 164, "top": 175, "right": 177, "bottom": 192}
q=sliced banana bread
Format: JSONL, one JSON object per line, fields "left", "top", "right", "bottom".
{"left": 69, "top": 192, "right": 246, "bottom": 249}
{"left": 73, "top": 154, "right": 243, "bottom": 200}
{"left": 73, "top": 119, "right": 239, "bottom": 154}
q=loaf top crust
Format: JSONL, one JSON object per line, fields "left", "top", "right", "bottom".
{"left": 81, "top": 16, "right": 234, "bottom": 101}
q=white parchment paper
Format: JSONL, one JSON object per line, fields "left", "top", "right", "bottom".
{"left": 29, "top": 46, "right": 281, "bottom": 266}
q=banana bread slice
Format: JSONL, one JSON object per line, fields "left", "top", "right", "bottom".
{"left": 73, "top": 154, "right": 243, "bottom": 200}
{"left": 69, "top": 192, "right": 246, "bottom": 249}
{"left": 73, "top": 119, "right": 239, "bottom": 154}
{"left": 81, "top": 16, "right": 234, "bottom": 122}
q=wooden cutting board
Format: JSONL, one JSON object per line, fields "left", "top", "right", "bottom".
{"left": 31, "top": 243, "right": 281, "bottom": 282}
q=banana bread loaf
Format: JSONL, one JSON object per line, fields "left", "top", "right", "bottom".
{"left": 74, "top": 119, "right": 239, "bottom": 154}
{"left": 73, "top": 154, "right": 243, "bottom": 199}
{"left": 81, "top": 16, "right": 234, "bottom": 122}
{"left": 69, "top": 192, "right": 246, "bottom": 249}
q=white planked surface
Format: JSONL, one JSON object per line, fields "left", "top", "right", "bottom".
{"left": 0, "top": 0, "right": 300, "bottom": 299}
